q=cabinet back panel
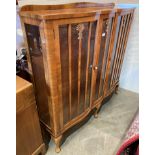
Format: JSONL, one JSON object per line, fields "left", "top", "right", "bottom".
{"left": 25, "top": 24, "right": 52, "bottom": 128}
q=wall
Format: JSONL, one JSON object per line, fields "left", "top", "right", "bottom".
{"left": 17, "top": 0, "right": 139, "bottom": 93}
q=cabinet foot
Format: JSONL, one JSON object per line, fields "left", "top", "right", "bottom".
{"left": 53, "top": 135, "right": 62, "bottom": 153}
{"left": 94, "top": 113, "right": 98, "bottom": 118}
{"left": 94, "top": 104, "right": 100, "bottom": 118}
{"left": 115, "top": 85, "right": 119, "bottom": 94}
{"left": 55, "top": 147, "right": 61, "bottom": 153}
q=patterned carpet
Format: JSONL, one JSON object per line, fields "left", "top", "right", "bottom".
{"left": 116, "top": 112, "right": 139, "bottom": 155}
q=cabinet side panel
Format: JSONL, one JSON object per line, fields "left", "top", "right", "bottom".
{"left": 107, "top": 16, "right": 121, "bottom": 89}
{"left": 110, "top": 12, "right": 134, "bottom": 88}
{"left": 25, "top": 24, "right": 51, "bottom": 128}
{"left": 116, "top": 13, "right": 134, "bottom": 81}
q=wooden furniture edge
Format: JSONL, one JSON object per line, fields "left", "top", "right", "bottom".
{"left": 32, "top": 143, "right": 46, "bottom": 155}
{"left": 20, "top": 2, "right": 115, "bottom": 11}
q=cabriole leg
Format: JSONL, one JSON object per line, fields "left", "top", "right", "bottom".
{"left": 53, "top": 135, "right": 62, "bottom": 153}
{"left": 94, "top": 104, "right": 101, "bottom": 118}
{"left": 115, "top": 85, "right": 119, "bottom": 94}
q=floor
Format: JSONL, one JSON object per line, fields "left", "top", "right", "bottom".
{"left": 46, "top": 88, "right": 139, "bottom": 155}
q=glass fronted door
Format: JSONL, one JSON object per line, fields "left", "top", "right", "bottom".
{"left": 56, "top": 17, "right": 97, "bottom": 126}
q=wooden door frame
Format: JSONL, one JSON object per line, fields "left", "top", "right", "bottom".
{"left": 52, "top": 16, "right": 98, "bottom": 131}
{"left": 90, "top": 12, "right": 116, "bottom": 108}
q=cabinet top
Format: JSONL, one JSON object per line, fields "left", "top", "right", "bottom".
{"left": 19, "top": 2, "right": 135, "bottom": 20}
{"left": 16, "top": 76, "right": 32, "bottom": 93}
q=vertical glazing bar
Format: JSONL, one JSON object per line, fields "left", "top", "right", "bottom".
{"left": 77, "top": 26, "right": 82, "bottom": 114}
{"left": 68, "top": 24, "right": 72, "bottom": 120}
{"left": 84, "top": 22, "right": 92, "bottom": 110}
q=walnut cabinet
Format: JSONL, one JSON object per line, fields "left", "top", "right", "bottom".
{"left": 19, "top": 2, "right": 135, "bottom": 153}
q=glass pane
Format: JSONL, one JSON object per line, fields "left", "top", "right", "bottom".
{"left": 25, "top": 24, "right": 51, "bottom": 128}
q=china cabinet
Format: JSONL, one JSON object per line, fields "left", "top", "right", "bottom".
{"left": 19, "top": 2, "right": 135, "bottom": 152}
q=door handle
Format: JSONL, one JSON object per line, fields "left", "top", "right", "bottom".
{"left": 93, "top": 66, "right": 98, "bottom": 70}
{"left": 89, "top": 65, "right": 98, "bottom": 70}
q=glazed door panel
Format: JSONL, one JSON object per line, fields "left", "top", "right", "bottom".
{"left": 55, "top": 17, "right": 97, "bottom": 126}
{"left": 91, "top": 17, "right": 114, "bottom": 105}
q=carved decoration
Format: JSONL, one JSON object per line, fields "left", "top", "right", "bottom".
{"left": 76, "top": 24, "right": 85, "bottom": 40}
{"left": 106, "top": 19, "right": 110, "bottom": 33}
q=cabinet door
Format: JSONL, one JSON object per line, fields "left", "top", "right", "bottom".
{"left": 54, "top": 17, "right": 97, "bottom": 126}
{"left": 91, "top": 17, "right": 114, "bottom": 106}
